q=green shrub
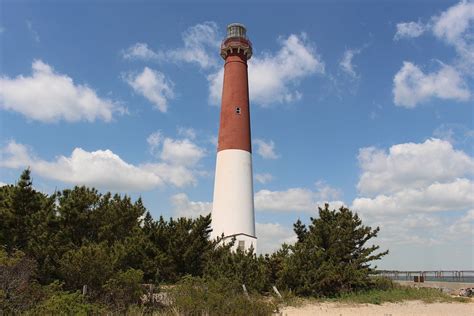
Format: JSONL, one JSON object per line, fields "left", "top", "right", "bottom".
{"left": 369, "top": 276, "right": 394, "bottom": 291}
{"left": 59, "top": 243, "right": 116, "bottom": 297}
{"left": 0, "top": 249, "right": 43, "bottom": 313}
{"left": 336, "top": 286, "right": 467, "bottom": 305}
{"left": 32, "top": 290, "right": 104, "bottom": 315}
{"left": 102, "top": 268, "right": 144, "bottom": 311}
{"left": 168, "top": 276, "right": 276, "bottom": 315}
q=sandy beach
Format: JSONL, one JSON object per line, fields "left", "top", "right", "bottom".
{"left": 279, "top": 300, "right": 474, "bottom": 316}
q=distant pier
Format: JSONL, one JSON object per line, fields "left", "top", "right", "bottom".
{"left": 375, "top": 270, "right": 474, "bottom": 283}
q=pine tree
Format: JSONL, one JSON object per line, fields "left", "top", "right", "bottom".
{"left": 279, "top": 204, "right": 388, "bottom": 296}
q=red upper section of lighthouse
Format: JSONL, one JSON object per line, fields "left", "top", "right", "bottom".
{"left": 217, "top": 23, "right": 253, "bottom": 153}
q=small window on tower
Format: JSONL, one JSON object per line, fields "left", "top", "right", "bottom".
{"left": 235, "top": 107, "right": 241, "bottom": 114}
{"left": 238, "top": 240, "right": 245, "bottom": 251}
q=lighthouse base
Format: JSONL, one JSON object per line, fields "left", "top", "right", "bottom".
{"left": 211, "top": 149, "right": 256, "bottom": 252}
{"left": 221, "top": 233, "right": 257, "bottom": 253}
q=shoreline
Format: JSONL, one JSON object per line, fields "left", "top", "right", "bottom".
{"left": 279, "top": 300, "right": 474, "bottom": 316}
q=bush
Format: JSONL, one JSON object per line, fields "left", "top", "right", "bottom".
{"left": 102, "top": 268, "right": 144, "bottom": 311}
{"left": 59, "top": 243, "right": 116, "bottom": 297}
{"left": 0, "top": 249, "right": 42, "bottom": 313}
{"left": 370, "top": 276, "right": 394, "bottom": 291}
{"left": 32, "top": 290, "right": 104, "bottom": 315}
{"left": 168, "top": 276, "right": 276, "bottom": 315}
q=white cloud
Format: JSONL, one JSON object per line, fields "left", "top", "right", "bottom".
{"left": 352, "top": 139, "right": 474, "bottom": 220}
{"left": 122, "top": 43, "right": 163, "bottom": 60}
{"left": 256, "top": 222, "right": 296, "bottom": 254}
{"left": 160, "top": 137, "right": 205, "bottom": 167}
{"left": 255, "top": 188, "right": 314, "bottom": 212}
{"left": 0, "top": 181, "right": 7, "bottom": 186}
{"left": 177, "top": 127, "right": 197, "bottom": 140}
{"left": 433, "top": 123, "right": 474, "bottom": 144}
{"left": 124, "top": 67, "right": 174, "bottom": 112}
{"left": 167, "top": 21, "right": 220, "bottom": 69}
{"left": 0, "top": 141, "right": 162, "bottom": 191}
{"left": 353, "top": 178, "right": 474, "bottom": 216}
{"left": 357, "top": 138, "right": 474, "bottom": 196}
{"left": 394, "top": 1, "right": 474, "bottom": 74}
{"left": 170, "top": 193, "right": 212, "bottom": 218}
{"left": 0, "top": 136, "right": 207, "bottom": 191}
{"left": 394, "top": 21, "right": 426, "bottom": 40}
{"left": 122, "top": 22, "right": 220, "bottom": 69}
{"left": 432, "top": 0, "right": 474, "bottom": 72}
{"left": 0, "top": 60, "right": 123, "bottom": 122}
{"left": 146, "top": 131, "right": 163, "bottom": 156}
{"left": 393, "top": 61, "right": 470, "bottom": 107}
{"left": 253, "top": 139, "right": 279, "bottom": 159}
{"left": 351, "top": 138, "right": 474, "bottom": 256}
{"left": 255, "top": 173, "right": 274, "bottom": 184}
{"left": 339, "top": 48, "right": 361, "bottom": 77}
{"left": 140, "top": 163, "right": 197, "bottom": 188}
{"left": 209, "top": 33, "right": 324, "bottom": 106}
{"left": 255, "top": 183, "right": 345, "bottom": 212}
{"left": 448, "top": 209, "right": 474, "bottom": 235}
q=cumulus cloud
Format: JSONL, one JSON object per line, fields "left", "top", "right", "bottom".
{"left": 432, "top": 0, "right": 474, "bottom": 72}
{"left": 146, "top": 131, "right": 163, "bottom": 156}
{"left": 160, "top": 137, "right": 205, "bottom": 167}
{"left": 167, "top": 21, "right": 220, "bottom": 69}
{"left": 122, "top": 43, "right": 163, "bottom": 60}
{"left": 0, "top": 141, "right": 161, "bottom": 191}
{"left": 1, "top": 135, "right": 207, "bottom": 191}
{"left": 209, "top": 33, "right": 324, "bottom": 106}
{"left": 394, "top": 21, "right": 426, "bottom": 40}
{"left": 0, "top": 60, "right": 123, "bottom": 122}
{"left": 353, "top": 138, "right": 473, "bottom": 221}
{"left": 353, "top": 178, "right": 474, "bottom": 216}
{"left": 255, "top": 182, "right": 344, "bottom": 212}
{"left": 448, "top": 209, "right": 474, "bottom": 236}
{"left": 394, "top": 1, "right": 474, "bottom": 74}
{"left": 393, "top": 61, "right": 470, "bottom": 107}
{"left": 170, "top": 193, "right": 212, "bottom": 218}
{"left": 256, "top": 222, "right": 296, "bottom": 254}
{"left": 122, "top": 22, "right": 220, "bottom": 69}
{"left": 124, "top": 67, "right": 174, "bottom": 112}
{"left": 255, "top": 173, "right": 274, "bottom": 184}
{"left": 339, "top": 48, "right": 361, "bottom": 78}
{"left": 357, "top": 138, "right": 474, "bottom": 196}
{"left": 392, "top": 1, "right": 474, "bottom": 108}
{"left": 253, "top": 139, "right": 279, "bottom": 159}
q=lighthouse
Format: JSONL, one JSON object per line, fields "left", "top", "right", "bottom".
{"left": 211, "top": 23, "right": 257, "bottom": 252}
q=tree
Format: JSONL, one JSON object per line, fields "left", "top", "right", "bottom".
{"left": 278, "top": 204, "right": 388, "bottom": 296}
{"left": 0, "top": 169, "right": 45, "bottom": 252}
{"left": 59, "top": 243, "right": 116, "bottom": 297}
{"left": 0, "top": 249, "right": 41, "bottom": 313}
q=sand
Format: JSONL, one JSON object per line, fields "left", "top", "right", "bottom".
{"left": 279, "top": 300, "right": 474, "bottom": 316}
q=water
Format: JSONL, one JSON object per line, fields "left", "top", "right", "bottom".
{"left": 388, "top": 276, "right": 474, "bottom": 283}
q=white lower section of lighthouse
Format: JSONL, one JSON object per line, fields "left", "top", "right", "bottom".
{"left": 211, "top": 149, "right": 257, "bottom": 251}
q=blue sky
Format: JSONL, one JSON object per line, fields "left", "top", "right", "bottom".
{"left": 1, "top": 0, "right": 473, "bottom": 270}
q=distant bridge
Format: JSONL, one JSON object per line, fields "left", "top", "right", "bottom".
{"left": 375, "top": 270, "right": 474, "bottom": 283}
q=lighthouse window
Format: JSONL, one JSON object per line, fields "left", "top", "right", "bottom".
{"left": 238, "top": 240, "right": 245, "bottom": 251}
{"left": 235, "top": 107, "right": 241, "bottom": 114}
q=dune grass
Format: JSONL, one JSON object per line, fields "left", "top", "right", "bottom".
{"left": 334, "top": 287, "right": 469, "bottom": 305}
{"left": 280, "top": 285, "right": 470, "bottom": 307}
